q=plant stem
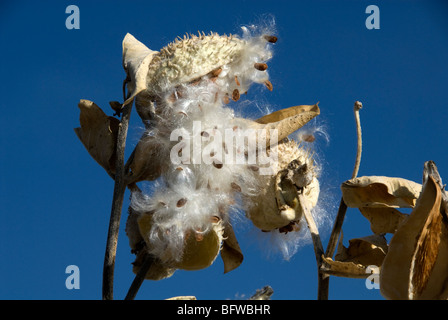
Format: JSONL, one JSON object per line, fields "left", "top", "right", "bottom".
{"left": 318, "top": 101, "right": 363, "bottom": 300}
{"left": 125, "top": 253, "right": 154, "bottom": 300}
{"left": 298, "top": 193, "right": 326, "bottom": 300}
{"left": 102, "top": 101, "right": 133, "bottom": 300}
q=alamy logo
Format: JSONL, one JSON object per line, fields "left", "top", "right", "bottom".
{"left": 170, "top": 121, "right": 279, "bottom": 175}
{"left": 365, "top": 5, "right": 380, "bottom": 30}
{"left": 65, "top": 5, "right": 80, "bottom": 30}
{"left": 365, "top": 265, "right": 380, "bottom": 289}
{"left": 65, "top": 265, "right": 80, "bottom": 289}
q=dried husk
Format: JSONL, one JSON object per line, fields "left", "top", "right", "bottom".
{"left": 235, "top": 104, "right": 320, "bottom": 148}
{"left": 341, "top": 176, "right": 422, "bottom": 208}
{"left": 220, "top": 221, "right": 244, "bottom": 273}
{"left": 122, "top": 33, "right": 158, "bottom": 106}
{"left": 74, "top": 99, "right": 119, "bottom": 176}
{"left": 245, "top": 139, "right": 319, "bottom": 231}
{"left": 125, "top": 134, "right": 169, "bottom": 184}
{"left": 359, "top": 207, "right": 408, "bottom": 234}
{"left": 380, "top": 176, "right": 448, "bottom": 300}
{"left": 126, "top": 208, "right": 230, "bottom": 280}
{"left": 321, "top": 234, "right": 387, "bottom": 278}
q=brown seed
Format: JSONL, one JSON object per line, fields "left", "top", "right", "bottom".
{"left": 248, "top": 165, "right": 259, "bottom": 172}
{"left": 232, "top": 88, "right": 240, "bottom": 101}
{"left": 302, "top": 134, "right": 316, "bottom": 143}
{"left": 264, "top": 80, "right": 273, "bottom": 91}
{"left": 213, "top": 160, "right": 223, "bottom": 169}
{"left": 254, "top": 63, "right": 268, "bottom": 71}
{"left": 201, "top": 131, "right": 209, "bottom": 138}
{"left": 264, "top": 35, "right": 278, "bottom": 43}
{"left": 231, "top": 182, "right": 242, "bottom": 192}
{"left": 222, "top": 95, "right": 230, "bottom": 104}
{"left": 176, "top": 198, "right": 187, "bottom": 207}
{"left": 222, "top": 142, "right": 228, "bottom": 154}
{"left": 234, "top": 75, "right": 240, "bottom": 86}
{"left": 210, "top": 67, "right": 222, "bottom": 77}
{"left": 210, "top": 216, "right": 221, "bottom": 223}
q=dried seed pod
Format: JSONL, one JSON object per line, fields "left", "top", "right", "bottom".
{"left": 380, "top": 176, "right": 448, "bottom": 300}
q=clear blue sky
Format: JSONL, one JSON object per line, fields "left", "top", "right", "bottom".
{"left": 1, "top": 0, "right": 447, "bottom": 300}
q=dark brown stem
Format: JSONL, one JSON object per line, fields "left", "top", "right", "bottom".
{"left": 298, "top": 193, "right": 326, "bottom": 300}
{"left": 102, "top": 101, "right": 133, "bottom": 300}
{"left": 125, "top": 253, "right": 154, "bottom": 300}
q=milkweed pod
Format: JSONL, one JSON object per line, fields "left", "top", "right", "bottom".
{"left": 380, "top": 176, "right": 448, "bottom": 300}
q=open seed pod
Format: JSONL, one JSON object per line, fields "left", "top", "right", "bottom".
{"left": 122, "top": 31, "right": 276, "bottom": 119}
{"left": 126, "top": 204, "right": 243, "bottom": 280}
{"left": 380, "top": 175, "right": 448, "bottom": 300}
{"left": 245, "top": 139, "right": 320, "bottom": 232}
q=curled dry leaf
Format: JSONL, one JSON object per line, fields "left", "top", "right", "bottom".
{"left": 321, "top": 234, "right": 388, "bottom": 278}
{"left": 341, "top": 176, "right": 422, "bottom": 209}
{"left": 359, "top": 207, "right": 408, "bottom": 234}
{"left": 122, "top": 33, "right": 158, "bottom": 106}
{"left": 380, "top": 176, "right": 448, "bottom": 300}
{"left": 74, "top": 99, "right": 119, "bottom": 177}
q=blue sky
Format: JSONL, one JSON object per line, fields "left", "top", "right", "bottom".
{"left": 1, "top": 0, "right": 447, "bottom": 300}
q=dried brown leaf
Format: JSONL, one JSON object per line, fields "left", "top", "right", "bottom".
{"left": 74, "top": 99, "right": 119, "bottom": 176}
{"left": 324, "top": 234, "right": 387, "bottom": 278}
{"left": 359, "top": 207, "right": 408, "bottom": 234}
{"left": 341, "top": 176, "right": 422, "bottom": 208}
{"left": 122, "top": 33, "right": 158, "bottom": 106}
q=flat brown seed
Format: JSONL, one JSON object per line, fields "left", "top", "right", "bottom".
{"left": 264, "top": 80, "right": 273, "bottom": 91}
{"left": 254, "top": 63, "right": 268, "bottom": 71}
{"left": 232, "top": 89, "right": 240, "bottom": 101}
{"left": 177, "top": 198, "right": 187, "bottom": 207}
{"left": 211, "top": 67, "right": 222, "bottom": 77}
{"left": 235, "top": 75, "right": 240, "bottom": 86}
{"left": 213, "top": 160, "right": 223, "bottom": 169}
{"left": 248, "top": 165, "right": 259, "bottom": 172}
{"left": 264, "top": 35, "right": 278, "bottom": 43}
{"left": 222, "top": 95, "right": 230, "bottom": 104}
{"left": 231, "top": 182, "right": 242, "bottom": 192}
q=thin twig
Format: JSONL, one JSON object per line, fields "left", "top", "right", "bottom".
{"left": 351, "top": 101, "right": 363, "bottom": 179}
{"left": 298, "top": 193, "right": 326, "bottom": 299}
{"left": 102, "top": 100, "right": 133, "bottom": 300}
{"left": 318, "top": 101, "right": 363, "bottom": 300}
{"left": 125, "top": 253, "right": 155, "bottom": 300}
